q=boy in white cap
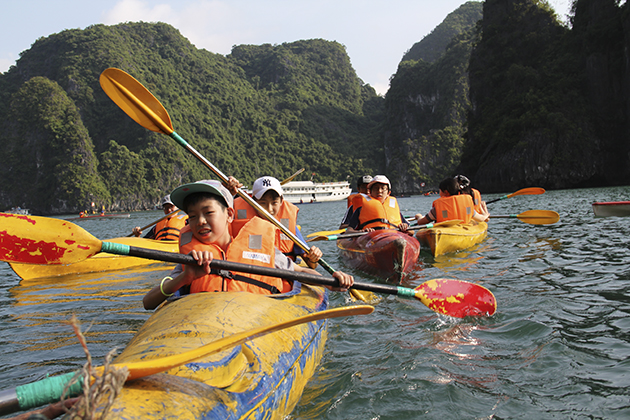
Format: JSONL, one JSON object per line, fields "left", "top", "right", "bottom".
{"left": 143, "top": 180, "right": 353, "bottom": 310}
{"left": 231, "top": 176, "right": 323, "bottom": 269}
{"left": 346, "top": 175, "right": 409, "bottom": 233}
{"left": 132, "top": 194, "right": 187, "bottom": 240}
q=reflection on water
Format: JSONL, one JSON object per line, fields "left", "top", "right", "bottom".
{"left": 2, "top": 192, "right": 630, "bottom": 418}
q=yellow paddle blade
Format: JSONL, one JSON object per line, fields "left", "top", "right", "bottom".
{"left": 0, "top": 213, "right": 102, "bottom": 265}
{"left": 490, "top": 210, "right": 559, "bottom": 225}
{"left": 307, "top": 228, "right": 346, "bottom": 238}
{"left": 349, "top": 289, "right": 382, "bottom": 304}
{"left": 516, "top": 210, "right": 559, "bottom": 225}
{"left": 507, "top": 187, "right": 545, "bottom": 198}
{"left": 113, "top": 305, "right": 374, "bottom": 380}
{"left": 99, "top": 68, "right": 174, "bottom": 135}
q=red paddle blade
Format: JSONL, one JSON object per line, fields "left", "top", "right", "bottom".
{"left": 0, "top": 213, "right": 100, "bottom": 265}
{"left": 414, "top": 278, "right": 496, "bottom": 317}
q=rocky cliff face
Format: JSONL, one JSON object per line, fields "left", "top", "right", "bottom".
{"left": 459, "top": 0, "right": 629, "bottom": 192}
{"left": 383, "top": 3, "right": 481, "bottom": 193}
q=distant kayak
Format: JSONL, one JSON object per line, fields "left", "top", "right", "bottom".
{"left": 592, "top": 201, "right": 630, "bottom": 217}
{"left": 66, "top": 213, "right": 131, "bottom": 221}
{"left": 416, "top": 221, "right": 488, "bottom": 256}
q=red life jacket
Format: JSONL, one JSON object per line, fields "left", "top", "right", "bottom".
{"left": 154, "top": 213, "right": 188, "bottom": 241}
{"left": 432, "top": 194, "right": 474, "bottom": 223}
{"left": 231, "top": 196, "right": 299, "bottom": 254}
{"left": 179, "top": 218, "right": 292, "bottom": 295}
{"left": 353, "top": 193, "right": 402, "bottom": 230}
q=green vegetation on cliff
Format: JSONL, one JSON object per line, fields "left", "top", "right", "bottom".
{"left": 0, "top": 23, "right": 384, "bottom": 214}
{"left": 402, "top": 1, "right": 483, "bottom": 64}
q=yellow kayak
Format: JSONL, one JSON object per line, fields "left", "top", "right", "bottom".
{"left": 415, "top": 221, "right": 488, "bottom": 256}
{"left": 8, "top": 236, "right": 177, "bottom": 280}
{"left": 102, "top": 283, "right": 328, "bottom": 419}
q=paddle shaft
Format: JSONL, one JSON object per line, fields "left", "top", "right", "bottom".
{"left": 126, "top": 209, "right": 180, "bottom": 237}
{"left": 101, "top": 69, "right": 336, "bottom": 274}
{"left": 280, "top": 168, "right": 304, "bottom": 185}
{"left": 485, "top": 187, "right": 546, "bottom": 204}
{"left": 314, "top": 221, "right": 461, "bottom": 241}
{"left": 101, "top": 242, "right": 414, "bottom": 297}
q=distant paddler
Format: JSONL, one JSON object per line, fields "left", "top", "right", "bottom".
{"left": 339, "top": 175, "right": 372, "bottom": 229}
{"left": 346, "top": 175, "right": 410, "bottom": 233}
{"left": 133, "top": 194, "right": 187, "bottom": 241}
{"left": 455, "top": 174, "right": 488, "bottom": 216}
{"left": 415, "top": 177, "right": 489, "bottom": 225}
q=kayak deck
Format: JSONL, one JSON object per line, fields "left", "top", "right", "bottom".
{"left": 336, "top": 230, "right": 420, "bottom": 283}
{"left": 9, "top": 237, "right": 177, "bottom": 280}
{"left": 416, "top": 222, "right": 488, "bottom": 256}
{"left": 103, "top": 283, "right": 328, "bottom": 419}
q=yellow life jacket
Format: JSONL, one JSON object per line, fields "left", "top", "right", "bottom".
{"left": 179, "top": 218, "right": 292, "bottom": 295}
{"left": 353, "top": 193, "right": 402, "bottom": 230}
{"left": 154, "top": 213, "right": 187, "bottom": 241}
{"left": 433, "top": 194, "right": 474, "bottom": 223}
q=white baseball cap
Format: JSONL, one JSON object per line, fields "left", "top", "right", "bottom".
{"left": 367, "top": 175, "right": 391, "bottom": 190}
{"left": 170, "top": 180, "right": 234, "bottom": 210}
{"left": 252, "top": 177, "right": 283, "bottom": 200}
{"left": 161, "top": 194, "right": 174, "bottom": 207}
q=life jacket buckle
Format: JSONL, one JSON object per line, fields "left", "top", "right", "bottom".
{"left": 217, "top": 269, "right": 234, "bottom": 279}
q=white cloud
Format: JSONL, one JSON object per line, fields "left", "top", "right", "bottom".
{"left": 102, "top": 0, "right": 242, "bottom": 54}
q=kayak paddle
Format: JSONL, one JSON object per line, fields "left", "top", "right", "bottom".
{"left": 0, "top": 304, "right": 372, "bottom": 416}
{"left": 486, "top": 187, "right": 545, "bottom": 205}
{"left": 126, "top": 209, "right": 181, "bottom": 237}
{"left": 307, "top": 228, "right": 347, "bottom": 238}
{"left": 280, "top": 168, "right": 305, "bottom": 185}
{"left": 99, "top": 68, "right": 374, "bottom": 303}
{"left": 0, "top": 213, "right": 496, "bottom": 318}
{"left": 307, "top": 220, "right": 463, "bottom": 242}
{"left": 490, "top": 209, "right": 559, "bottom": 225}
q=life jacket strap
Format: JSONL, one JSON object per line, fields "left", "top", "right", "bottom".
{"left": 212, "top": 269, "right": 281, "bottom": 294}
{"left": 357, "top": 218, "right": 397, "bottom": 230}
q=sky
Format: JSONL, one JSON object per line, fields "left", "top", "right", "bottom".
{"left": 0, "top": 0, "right": 572, "bottom": 96}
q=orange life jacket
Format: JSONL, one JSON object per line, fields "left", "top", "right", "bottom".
{"left": 353, "top": 193, "right": 402, "bottom": 230}
{"left": 154, "top": 213, "right": 188, "bottom": 241}
{"left": 179, "top": 218, "right": 292, "bottom": 295}
{"left": 433, "top": 194, "right": 474, "bottom": 223}
{"left": 231, "top": 196, "right": 299, "bottom": 254}
{"left": 471, "top": 188, "right": 483, "bottom": 213}
{"left": 347, "top": 193, "right": 360, "bottom": 208}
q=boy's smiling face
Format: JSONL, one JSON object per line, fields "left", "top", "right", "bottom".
{"left": 186, "top": 197, "right": 234, "bottom": 244}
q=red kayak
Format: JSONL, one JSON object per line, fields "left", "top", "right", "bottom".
{"left": 336, "top": 230, "right": 420, "bottom": 283}
{"left": 592, "top": 201, "right": 630, "bottom": 217}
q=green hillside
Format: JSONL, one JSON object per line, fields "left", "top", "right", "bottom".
{"left": 0, "top": 23, "right": 384, "bottom": 214}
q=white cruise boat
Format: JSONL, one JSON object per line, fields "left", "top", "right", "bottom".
{"left": 281, "top": 180, "right": 352, "bottom": 204}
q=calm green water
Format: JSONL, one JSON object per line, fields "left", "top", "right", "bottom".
{"left": 2, "top": 186, "right": 630, "bottom": 419}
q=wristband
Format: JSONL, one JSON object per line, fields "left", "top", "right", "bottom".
{"left": 160, "top": 276, "right": 174, "bottom": 297}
